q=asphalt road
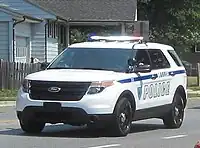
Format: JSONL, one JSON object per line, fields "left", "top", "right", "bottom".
{"left": 0, "top": 99, "right": 200, "bottom": 148}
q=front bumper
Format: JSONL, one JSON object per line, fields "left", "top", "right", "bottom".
{"left": 17, "top": 105, "right": 114, "bottom": 125}
{"left": 16, "top": 87, "right": 118, "bottom": 115}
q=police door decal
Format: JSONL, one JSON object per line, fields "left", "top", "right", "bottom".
{"left": 141, "top": 81, "right": 170, "bottom": 100}
{"left": 137, "top": 80, "right": 143, "bottom": 100}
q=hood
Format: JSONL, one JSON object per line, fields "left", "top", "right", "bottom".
{"left": 25, "top": 69, "right": 128, "bottom": 82}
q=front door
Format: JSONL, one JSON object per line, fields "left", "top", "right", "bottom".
{"left": 133, "top": 49, "right": 156, "bottom": 110}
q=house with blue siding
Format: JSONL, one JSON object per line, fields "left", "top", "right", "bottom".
{"left": 0, "top": 0, "right": 62, "bottom": 63}
{"left": 0, "top": 0, "right": 139, "bottom": 63}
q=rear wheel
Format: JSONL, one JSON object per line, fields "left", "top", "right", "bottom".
{"left": 19, "top": 119, "right": 45, "bottom": 134}
{"left": 111, "top": 97, "right": 133, "bottom": 136}
{"left": 163, "top": 93, "right": 185, "bottom": 128}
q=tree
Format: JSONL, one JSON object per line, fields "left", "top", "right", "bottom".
{"left": 138, "top": 0, "right": 200, "bottom": 54}
{"left": 70, "top": 26, "right": 121, "bottom": 44}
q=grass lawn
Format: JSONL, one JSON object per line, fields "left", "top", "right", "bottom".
{"left": 188, "top": 93, "right": 200, "bottom": 98}
{"left": 188, "top": 86, "right": 200, "bottom": 91}
{"left": 187, "top": 76, "right": 199, "bottom": 87}
{"left": 186, "top": 76, "right": 200, "bottom": 98}
{"left": 0, "top": 89, "right": 17, "bottom": 101}
{"left": 187, "top": 76, "right": 200, "bottom": 91}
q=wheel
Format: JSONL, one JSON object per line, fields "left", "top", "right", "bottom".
{"left": 111, "top": 97, "right": 133, "bottom": 136}
{"left": 19, "top": 119, "right": 45, "bottom": 134}
{"left": 163, "top": 93, "right": 185, "bottom": 128}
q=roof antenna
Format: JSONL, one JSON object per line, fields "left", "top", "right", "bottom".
{"left": 143, "top": 40, "right": 148, "bottom": 47}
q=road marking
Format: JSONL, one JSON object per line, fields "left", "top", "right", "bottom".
{"left": 162, "top": 134, "right": 187, "bottom": 139}
{"left": 87, "top": 144, "right": 121, "bottom": 148}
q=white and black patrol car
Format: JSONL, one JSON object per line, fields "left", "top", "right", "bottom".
{"left": 16, "top": 36, "right": 187, "bottom": 136}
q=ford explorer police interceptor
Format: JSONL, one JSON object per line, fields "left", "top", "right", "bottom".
{"left": 16, "top": 36, "right": 187, "bottom": 136}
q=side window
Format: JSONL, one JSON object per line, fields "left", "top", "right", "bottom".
{"left": 135, "top": 50, "right": 151, "bottom": 65}
{"left": 148, "top": 49, "right": 170, "bottom": 70}
{"left": 167, "top": 50, "right": 183, "bottom": 67}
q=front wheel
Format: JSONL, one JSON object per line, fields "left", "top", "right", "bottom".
{"left": 163, "top": 93, "right": 185, "bottom": 128}
{"left": 111, "top": 97, "right": 133, "bottom": 136}
{"left": 19, "top": 119, "right": 45, "bottom": 134}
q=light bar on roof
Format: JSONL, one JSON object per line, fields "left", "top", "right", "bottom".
{"left": 90, "top": 36, "right": 144, "bottom": 41}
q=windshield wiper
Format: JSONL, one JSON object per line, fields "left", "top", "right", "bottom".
{"left": 79, "top": 68, "right": 106, "bottom": 70}
{"left": 47, "top": 67, "right": 118, "bottom": 72}
{"left": 79, "top": 68, "right": 121, "bottom": 72}
{"left": 47, "top": 67, "right": 71, "bottom": 69}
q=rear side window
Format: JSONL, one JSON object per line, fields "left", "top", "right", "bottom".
{"left": 135, "top": 50, "right": 151, "bottom": 66}
{"left": 148, "top": 49, "right": 170, "bottom": 70}
{"left": 168, "top": 50, "right": 183, "bottom": 67}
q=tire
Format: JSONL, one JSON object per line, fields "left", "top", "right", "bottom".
{"left": 163, "top": 93, "right": 185, "bottom": 128}
{"left": 111, "top": 97, "right": 133, "bottom": 136}
{"left": 19, "top": 119, "right": 45, "bottom": 134}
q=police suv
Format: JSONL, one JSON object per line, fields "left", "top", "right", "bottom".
{"left": 16, "top": 36, "right": 187, "bottom": 136}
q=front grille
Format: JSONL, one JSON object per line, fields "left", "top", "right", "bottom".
{"left": 29, "top": 81, "right": 91, "bottom": 101}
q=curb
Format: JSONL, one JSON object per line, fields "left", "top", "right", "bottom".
{"left": 0, "top": 101, "right": 16, "bottom": 107}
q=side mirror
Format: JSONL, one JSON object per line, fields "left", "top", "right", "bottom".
{"left": 40, "top": 62, "right": 49, "bottom": 70}
{"left": 134, "top": 64, "right": 151, "bottom": 73}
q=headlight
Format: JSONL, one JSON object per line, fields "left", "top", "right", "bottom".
{"left": 22, "top": 79, "right": 31, "bottom": 93}
{"left": 87, "top": 80, "right": 114, "bottom": 95}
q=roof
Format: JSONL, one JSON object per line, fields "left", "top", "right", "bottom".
{"left": 0, "top": 4, "right": 43, "bottom": 22}
{"left": 0, "top": 0, "right": 55, "bottom": 19}
{"left": 26, "top": 0, "right": 137, "bottom": 22}
{"left": 69, "top": 41, "right": 174, "bottom": 51}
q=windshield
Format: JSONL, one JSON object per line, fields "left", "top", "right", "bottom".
{"left": 48, "top": 48, "right": 134, "bottom": 72}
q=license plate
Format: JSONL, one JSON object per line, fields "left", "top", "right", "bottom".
{"left": 43, "top": 102, "right": 61, "bottom": 112}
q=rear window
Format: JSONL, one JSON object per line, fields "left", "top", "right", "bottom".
{"left": 168, "top": 50, "right": 183, "bottom": 67}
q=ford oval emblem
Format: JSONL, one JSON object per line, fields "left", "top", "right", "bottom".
{"left": 48, "top": 87, "right": 61, "bottom": 93}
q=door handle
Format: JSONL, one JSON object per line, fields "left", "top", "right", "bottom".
{"left": 151, "top": 74, "right": 158, "bottom": 80}
{"left": 169, "top": 72, "right": 176, "bottom": 76}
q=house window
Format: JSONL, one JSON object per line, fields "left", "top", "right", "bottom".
{"left": 48, "top": 22, "right": 59, "bottom": 39}
{"left": 60, "top": 25, "right": 66, "bottom": 45}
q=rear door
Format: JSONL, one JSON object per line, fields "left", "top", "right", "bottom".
{"left": 144, "top": 49, "right": 173, "bottom": 107}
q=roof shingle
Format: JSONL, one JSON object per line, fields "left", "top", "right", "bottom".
{"left": 26, "top": 0, "right": 137, "bottom": 21}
